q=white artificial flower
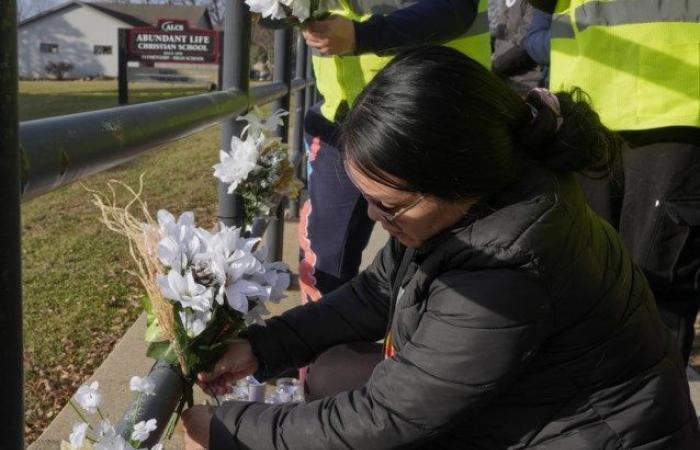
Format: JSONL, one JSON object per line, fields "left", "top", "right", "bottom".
{"left": 156, "top": 211, "right": 202, "bottom": 272}
{"left": 213, "top": 136, "right": 259, "bottom": 194}
{"left": 69, "top": 422, "right": 89, "bottom": 449}
{"left": 131, "top": 419, "right": 157, "bottom": 443}
{"left": 129, "top": 376, "right": 156, "bottom": 396}
{"left": 97, "top": 420, "right": 116, "bottom": 439}
{"left": 157, "top": 270, "right": 214, "bottom": 312}
{"left": 237, "top": 108, "right": 288, "bottom": 141}
{"left": 94, "top": 434, "right": 133, "bottom": 450}
{"left": 151, "top": 445, "right": 163, "bottom": 450}
{"left": 75, "top": 381, "right": 102, "bottom": 414}
{"left": 157, "top": 210, "right": 195, "bottom": 237}
{"left": 224, "top": 279, "right": 268, "bottom": 313}
{"left": 246, "top": 0, "right": 287, "bottom": 19}
{"left": 281, "top": 0, "right": 310, "bottom": 21}
{"left": 178, "top": 308, "right": 212, "bottom": 338}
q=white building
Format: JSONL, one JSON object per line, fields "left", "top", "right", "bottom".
{"left": 19, "top": 1, "right": 213, "bottom": 79}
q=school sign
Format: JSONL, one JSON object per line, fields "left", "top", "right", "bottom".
{"left": 127, "top": 19, "right": 220, "bottom": 64}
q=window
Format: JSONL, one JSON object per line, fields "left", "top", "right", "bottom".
{"left": 94, "top": 45, "right": 112, "bottom": 55}
{"left": 40, "top": 43, "right": 59, "bottom": 53}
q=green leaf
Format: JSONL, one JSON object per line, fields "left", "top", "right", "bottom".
{"left": 146, "top": 340, "right": 178, "bottom": 365}
{"left": 142, "top": 295, "right": 165, "bottom": 343}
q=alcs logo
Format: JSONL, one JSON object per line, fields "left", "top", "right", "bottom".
{"left": 161, "top": 21, "right": 185, "bottom": 32}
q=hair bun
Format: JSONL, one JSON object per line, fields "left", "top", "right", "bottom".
{"left": 520, "top": 88, "right": 621, "bottom": 174}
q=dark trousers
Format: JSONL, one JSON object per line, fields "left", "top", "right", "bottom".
{"left": 578, "top": 140, "right": 700, "bottom": 365}
{"left": 305, "top": 342, "right": 383, "bottom": 400}
{"left": 298, "top": 105, "right": 375, "bottom": 303}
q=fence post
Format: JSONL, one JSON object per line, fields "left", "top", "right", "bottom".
{"left": 218, "top": 0, "right": 251, "bottom": 229}
{"left": 265, "top": 27, "right": 293, "bottom": 260}
{"left": 118, "top": 28, "right": 129, "bottom": 105}
{"left": 0, "top": 0, "right": 24, "bottom": 448}
{"left": 288, "top": 34, "right": 307, "bottom": 218}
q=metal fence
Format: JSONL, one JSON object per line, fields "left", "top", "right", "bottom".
{"left": 0, "top": 0, "right": 316, "bottom": 447}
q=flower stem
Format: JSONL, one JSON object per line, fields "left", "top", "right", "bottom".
{"left": 68, "top": 400, "right": 95, "bottom": 432}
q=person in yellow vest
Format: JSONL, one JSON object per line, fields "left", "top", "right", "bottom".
{"left": 529, "top": 0, "right": 700, "bottom": 365}
{"left": 296, "top": 0, "right": 491, "bottom": 306}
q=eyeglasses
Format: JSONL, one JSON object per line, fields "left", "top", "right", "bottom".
{"left": 363, "top": 193, "right": 424, "bottom": 223}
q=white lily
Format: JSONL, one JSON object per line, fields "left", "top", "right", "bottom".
{"left": 178, "top": 308, "right": 212, "bottom": 338}
{"left": 213, "top": 136, "right": 259, "bottom": 194}
{"left": 75, "top": 381, "right": 102, "bottom": 414}
{"left": 69, "top": 422, "right": 89, "bottom": 449}
{"left": 237, "top": 107, "right": 289, "bottom": 141}
{"left": 157, "top": 270, "right": 214, "bottom": 312}
{"left": 131, "top": 418, "right": 157, "bottom": 443}
{"left": 129, "top": 376, "right": 156, "bottom": 396}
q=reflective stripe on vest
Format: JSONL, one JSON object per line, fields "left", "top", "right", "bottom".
{"left": 313, "top": 0, "right": 492, "bottom": 121}
{"left": 549, "top": 0, "right": 700, "bottom": 130}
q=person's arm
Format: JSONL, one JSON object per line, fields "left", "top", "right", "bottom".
{"left": 210, "top": 268, "right": 554, "bottom": 449}
{"left": 242, "top": 238, "right": 401, "bottom": 380}
{"left": 523, "top": 8, "right": 552, "bottom": 66}
{"left": 354, "top": 0, "right": 480, "bottom": 55}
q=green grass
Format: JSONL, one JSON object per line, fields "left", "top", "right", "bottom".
{"left": 20, "top": 80, "right": 222, "bottom": 442}
{"left": 19, "top": 80, "right": 209, "bottom": 120}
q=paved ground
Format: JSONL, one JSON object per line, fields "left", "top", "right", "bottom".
{"left": 30, "top": 219, "right": 700, "bottom": 449}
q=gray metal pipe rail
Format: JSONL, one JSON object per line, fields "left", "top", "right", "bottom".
{"left": 19, "top": 78, "right": 314, "bottom": 203}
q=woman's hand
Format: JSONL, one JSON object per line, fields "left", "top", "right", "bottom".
{"left": 302, "top": 16, "right": 356, "bottom": 56}
{"left": 196, "top": 339, "right": 258, "bottom": 396}
{"left": 182, "top": 405, "right": 216, "bottom": 450}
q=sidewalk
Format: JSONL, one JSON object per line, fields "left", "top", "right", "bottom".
{"left": 29, "top": 220, "right": 700, "bottom": 448}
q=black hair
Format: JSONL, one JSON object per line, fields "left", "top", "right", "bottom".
{"left": 339, "top": 46, "right": 621, "bottom": 200}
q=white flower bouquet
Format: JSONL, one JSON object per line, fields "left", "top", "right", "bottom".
{"left": 89, "top": 177, "right": 290, "bottom": 437}
{"left": 214, "top": 107, "right": 303, "bottom": 225}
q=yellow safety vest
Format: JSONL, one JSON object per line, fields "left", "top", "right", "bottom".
{"left": 549, "top": 0, "right": 700, "bottom": 131}
{"left": 312, "top": 0, "right": 492, "bottom": 121}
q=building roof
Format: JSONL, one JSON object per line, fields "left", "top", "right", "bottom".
{"left": 20, "top": 1, "right": 213, "bottom": 29}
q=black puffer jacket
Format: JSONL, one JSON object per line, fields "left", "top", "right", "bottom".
{"left": 211, "top": 166, "right": 699, "bottom": 449}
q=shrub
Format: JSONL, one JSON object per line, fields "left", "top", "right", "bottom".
{"left": 45, "top": 61, "right": 74, "bottom": 80}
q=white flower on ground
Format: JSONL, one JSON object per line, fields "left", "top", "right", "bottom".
{"left": 237, "top": 108, "right": 288, "bottom": 141}
{"left": 95, "top": 434, "right": 133, "bottom": 450}
{"left": 75, "top": 381, "right": 102, "bottom": 414}
{"left": 129, "top": 376, "right": 156, "bottom": 396}
{"left": 97, "top": 420, "right": 116, "bottom": 439}
{"left": 131, "top": 418, "right": 157, "bottom": 443}
{"left": 246, "top": 0, "right": 287, "bottom": 19}
{"left": 213, "top": 136, "right": 259, "bottom": 193}
{"left": 178, "top": 308, "right": 212, "bottom": 338}
{"left": 281, "top": 0, "right": 310, "bottom": 21}
{"left": 69, "top": 422, "right": 89, "bottom": 449}
{"left": 157, "top": 270, "right": 214, "bottom": 312}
